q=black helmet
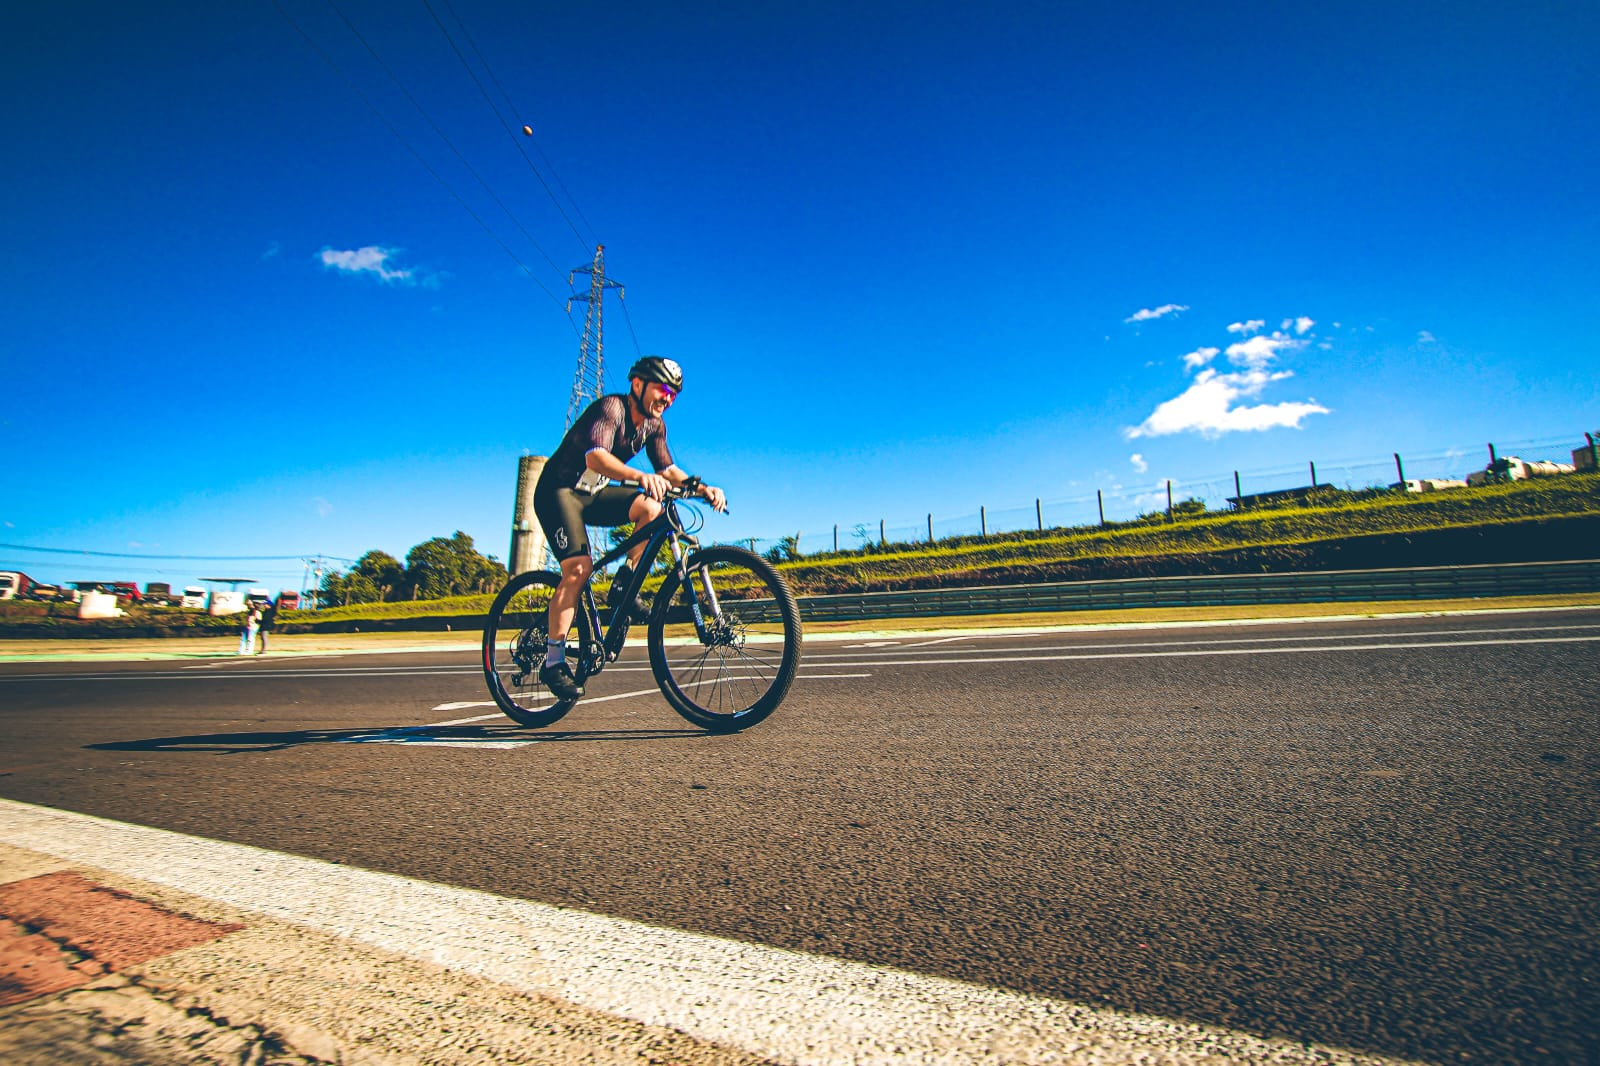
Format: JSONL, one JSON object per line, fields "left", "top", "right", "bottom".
{"left": 628, "top": 355, "right": 683, "bottom": 392}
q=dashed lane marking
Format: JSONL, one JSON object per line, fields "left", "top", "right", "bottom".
{"left": 898, "top": 634, "right": 971, "bottom": 648}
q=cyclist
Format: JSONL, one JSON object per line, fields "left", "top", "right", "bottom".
{"left": 532, "top": 356, "right": 726, "bottom": 699}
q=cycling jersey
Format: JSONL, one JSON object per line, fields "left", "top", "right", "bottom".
{"left": 534, "top": 394, "right": 674, "bottom": 561}
{"left": 540, "top": 394, "right": 673, "bottom": 491}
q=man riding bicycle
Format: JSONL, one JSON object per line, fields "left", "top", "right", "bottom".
{"left": 533, "top": 355, "right": 726, "bottom": 699}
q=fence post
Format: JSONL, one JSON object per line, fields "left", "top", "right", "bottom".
{"left": 748, "top": 538, "right": 756, "bottom": 553}
{"left": 1097, "top": 489, "right": 1105, "bottom": 526}
{"left": 795, "top": 531, "right": 801, "bottom": 556}
{"left": 1165, "top": 480, "right": 1173, "bottom": 520}
{"left": 1234, "top": 470, "right": 1243, "bottom": 510}
{"left": 833, "top": 524, "right": 838, "bottom": 552}
{"left": 981, "top": 506, "right": 987, "bottom": 537}
{"left": 1309, "top": 460, "right": 1317, "bottom": 487}
{"left": 1036, "top": 498, "right": 1042, "bottom": 530}
{"left": 879, "top": 519, "right": 885, "bottom": 546}
{"left": 1394, "top": 452, "right": 1405, "bottom": 487}
{"left": 927, "top": 514, "right": 933, "bottom": 542}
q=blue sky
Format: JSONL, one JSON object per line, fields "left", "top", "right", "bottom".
{"left": 4, "top": 1, "right": 1596, "bottom": 591}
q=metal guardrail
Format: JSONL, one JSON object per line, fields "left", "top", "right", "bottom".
{"left": 737, "top": 559, "right": 1600, "bottom": 624}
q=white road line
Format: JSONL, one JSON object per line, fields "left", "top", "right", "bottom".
{"left": 807, "top": 633, "right": 1600, "bottom": 668}
{"left": 808, "top": 622, "right": 1600, "bottom": 660}
{"left": 413, "top": 674, "right": 873, "bottom": 738}
{"left": 11, "top": 627, "right": 1595, "bottom": 684}
{"left": 0, "top": 799, "right": 1420, "bottom": 1066}
{"left": 899, "top": 634, "right": 971, "bottom": 648}
{"left": 0, "top": 665, "right": 860, "bottom": 684}
{"left": 431, "top": 687, "right": 666, "bottom": 723}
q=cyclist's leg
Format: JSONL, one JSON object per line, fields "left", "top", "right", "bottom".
{"left": 549, "top": 554, "right": 591, "bottom": 638}
{"left": 625, "top": 493, "right": 663, "bottom": 570}
{"left": 532, "top": 486, "right": 596, "bottom": 652}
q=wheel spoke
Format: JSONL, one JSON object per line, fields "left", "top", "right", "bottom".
{"left": 648, "top": 547, "right": 802, "bottom": 731}
{"left": 482, "top": 572, "right": 582, "bottom": 728}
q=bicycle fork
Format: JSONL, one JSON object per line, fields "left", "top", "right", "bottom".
{"left": 666, "top": 536, "right": 726, "bottom": 645}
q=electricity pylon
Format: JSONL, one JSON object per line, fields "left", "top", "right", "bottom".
{"left": 564, "top": 245, "right": 624, "bottom": 427}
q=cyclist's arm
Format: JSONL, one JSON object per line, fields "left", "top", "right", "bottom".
{"left": 583, "top": 448, "right": 661, "bottom": 488}
{"left": 582, "top": 452, "right": 726, "bottom": 511}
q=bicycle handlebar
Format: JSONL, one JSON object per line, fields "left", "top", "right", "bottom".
{"left": 614, "top": 476, "right": 724, "bottom": 511}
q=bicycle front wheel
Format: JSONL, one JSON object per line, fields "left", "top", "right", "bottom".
{"left": 482, "top": 570, "right": 585, "bottom": 728}
{"left": 647, "top": 546, "right": 802, "bottom": 732}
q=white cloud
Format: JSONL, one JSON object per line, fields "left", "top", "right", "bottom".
{"left": 1293, "top": 316, "right": 1315, "bottom": 335}
{"left": 1126, "top": 367, "right": 1329, "bottom": 438}
{"left": 1126, "top": 326, "right": 1329, "bottom": 439}
{"left": 1124, "top": 303, "right": 1189, "bottom": 323}
{"left": 1224, "top": 332, "right": 1302, "bottom": 370}
{"left": 1130, "top": 454, "right": 1148, "bottom": 473}
{"left": 1417, "top": 330, "right": 1437, "bottom": 344}
{"left": 1226, "top": 319, "right": 1265, "bottom": 335}
{"left": 320, "top": 246, "right": 416, "bottom": 283}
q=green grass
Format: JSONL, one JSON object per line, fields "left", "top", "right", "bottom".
{"left": 6, "top": 475, "right": 1595, "bottom": 637}
{"left": 279, "top": 591, "right": 496, "bottom": 624}
{"left": 757, "top": 475, "right": 1600, "bottom": 592}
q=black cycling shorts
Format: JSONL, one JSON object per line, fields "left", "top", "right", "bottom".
{"left": 533, "top": 484, "right": 639, "bottom": 562}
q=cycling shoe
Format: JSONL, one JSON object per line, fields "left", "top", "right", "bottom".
{"left": 538, "top": 660, "right": 585, "bottom": 700}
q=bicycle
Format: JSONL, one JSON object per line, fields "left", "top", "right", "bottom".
{"left": 481, "top": 479, "right": 804, "bottom": 733}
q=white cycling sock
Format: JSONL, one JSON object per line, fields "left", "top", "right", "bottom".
{"left": 544, "top": 639, "right": 565, "bottom": 667}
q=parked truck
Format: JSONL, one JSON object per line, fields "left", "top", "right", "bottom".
{"left": 143, "top": 582, "right": 178, "bottom": 607}
{"left": 0, "top": 571, "right": 34, "bottom": 601}
{"left": 180, "top": 586, "right": 208, "bottom": 610}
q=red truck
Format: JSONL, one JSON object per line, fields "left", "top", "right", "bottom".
{"left": 0, "top": 571, "right": 35, "bottom": 601}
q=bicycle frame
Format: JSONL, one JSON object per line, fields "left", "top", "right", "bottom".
{"left": 572, "top": 490, "right": 716, "bottom": 680}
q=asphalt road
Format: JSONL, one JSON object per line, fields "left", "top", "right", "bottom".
{"left": 2, "top": 609, "right": 1597, "bottom": 1064}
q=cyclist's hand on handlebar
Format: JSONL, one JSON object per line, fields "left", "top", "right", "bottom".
{"left": 700, "top": 483, "right": 728, "bottom": 512}
{"left": 638, "top": 472, "right": 671, "bottom": 501}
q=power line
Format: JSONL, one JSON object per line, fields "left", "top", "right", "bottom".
{"left": 0, "top": 543, "right": 356, "bottom": 563}
{"left": 425, "top": 0, "right": 595, "bottom": 254}
{"left": 616, "top": 292, "right": 644, "bottom": 363}
{"left": 269, "top": 0, "right": 577, "bottom": 326}
{"left": 323, "top": 0, "right": 574, "bottom": 283}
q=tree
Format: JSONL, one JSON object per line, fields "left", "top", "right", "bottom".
{"left": 352, "top": 550, "right": 405, "bottom": 600}
{"left": 401, "top": 531, "right": 509, "bottom": 600}
{"left": 319, "top": 568, "right": 382, "bottom": 606}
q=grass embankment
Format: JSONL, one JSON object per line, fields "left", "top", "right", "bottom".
{"left": 4, "top": 475, "right": 1596, "bottom": 638}
{"left": 769, "top": 476, "right": 1600, "bottom": 594}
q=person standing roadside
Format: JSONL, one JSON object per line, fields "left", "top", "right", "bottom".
{"left": 257, "top": 599, "right": 277, "bottom": 654}
{"left": 239, "top": 603, "right": 262, "bottom": 656}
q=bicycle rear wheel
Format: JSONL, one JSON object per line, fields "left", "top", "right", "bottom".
{"left": 482, "top": 570, "right": 585, "bottom": 728}
{"left": 647, "top": 546, "right": 802, "bottom": 732}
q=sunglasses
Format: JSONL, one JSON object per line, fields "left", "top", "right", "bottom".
{"left": 656, "top": 383, "right": 678, "bottom": 402}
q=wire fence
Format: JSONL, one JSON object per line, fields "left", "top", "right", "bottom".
{"left": 724, "top": 432, "right": 1598, "bottom": 559}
